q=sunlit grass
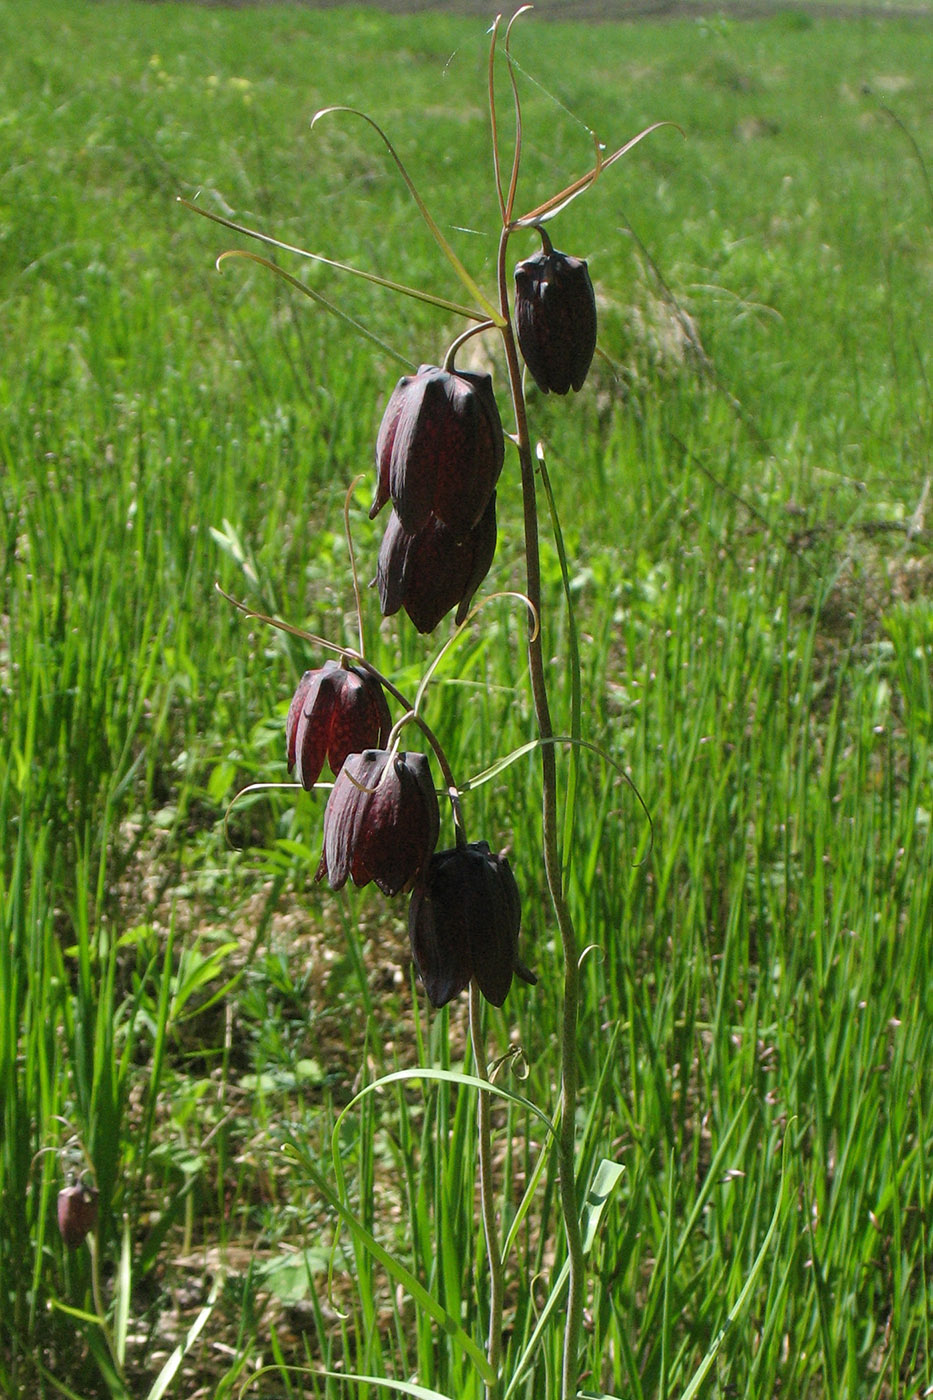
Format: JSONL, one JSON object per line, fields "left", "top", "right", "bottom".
{"left": 1, "top": 0, "right": 931, "bottom": 1396}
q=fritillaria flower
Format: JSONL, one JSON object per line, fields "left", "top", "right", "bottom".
{"left": 286, "top": 661, "right": 391, "bottom": 790}
{"left": 370, "top": 365, "right": 504, "bottom": 542}
{"left": 57, "top": 1182, "right": 99, "bottom": 1250}
{"left": 317, "top": 748, "right": 440, "bottom": 897}
{"left": 408, "top": 841, "right": 536, "bottom": 1008}
{"left": 514, "top": 239, "right": 597, "bottom": 395}
{"left": 375, "top": 493, "right": 497, "bottom": 635}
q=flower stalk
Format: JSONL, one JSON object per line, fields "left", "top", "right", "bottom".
{"left": 495, "top": 223, "right": 586, "bottom": 1400}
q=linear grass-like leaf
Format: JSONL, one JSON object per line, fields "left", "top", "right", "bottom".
{"left": 242, "top": 1368, "right": 459, "bottom": 1400}
{"left": 283, "top": 1145, "right": 496, "bottom": 1387}
{"left": 146, "top": 1273, "right": 222, "bottom": 1400}
{"left": 48, "top": 1299, "right": 105, "bottom": 1328}
{"left": 501, "top": 1124, "right": 553, "bottom": 1264}
{"left": 675, "top": 1130, "right": 791, "bottom": 1400}
{"left": 504, "top": 1159, "right": 625, "bottom": 1398}
{"left": 34, "top": 1360, "right": 89, "bottom": 1400}
{"left": 114, "top": 1215, "right": 132, "bottom": 1368}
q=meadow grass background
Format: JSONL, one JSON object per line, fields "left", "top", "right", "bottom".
{"left": 1, "top": 1, "right": 932, "bottom": 1396}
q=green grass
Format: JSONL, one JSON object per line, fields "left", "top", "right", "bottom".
{"left": 1, "top": 1, "right": 931, "bottom": 1397}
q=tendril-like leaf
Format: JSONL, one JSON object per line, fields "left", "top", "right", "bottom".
{"left": 215, "top": 583, "right": 360, "bottom": 658}
{"left": 503, "top": 5, "right": 534, "bottom": 224}
{"left": 488, "top": 13, "right": 507, "bottom": 224}
{"left": 215, "top": 249, "right": 413, "bottom": 368}
{"left": 461, "top": 732, "right": 654, "bottom": 859}
{"left": 413, "top": 589, "right": 539, "bottom": 718}
{"left": 510, "top": 120, "right": 682, "bottom": 228}
{"left": 310, "top": 106, "right": 506, "bottom": 326}
{"left": 222, "top": 781, "right": 309, "bottom": 850}
{"left": 180, "top": 195, "right": 485, "bottom": 323}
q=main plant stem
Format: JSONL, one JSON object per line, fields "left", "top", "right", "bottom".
{"left": 497, "top": 227, "right": 585, "bottom": 1400}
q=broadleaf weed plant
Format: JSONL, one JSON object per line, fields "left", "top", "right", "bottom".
{"left": 188, "top": 11, "right": 675, "bottom": 1398}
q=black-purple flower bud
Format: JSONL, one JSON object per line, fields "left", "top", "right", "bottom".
{"left": 375, "top": 492, "right": 497, "bottom": 635}
{"left": 286, "top": 661, "right": 392, "bottom": 790}
{"left": 316, "top": 749, "right": 440, "bottom": 897}
{"left": 57, "top": 1182, "right": 99, "bottom": 1250}
{"left": 514, "top": 244, "right": 597, "bottom": 395}
{"left": 370, "top": 365, "right": 504, "bottom": 542}
{"left": 408, "top": 842, "right": 536, "bottom": 1008}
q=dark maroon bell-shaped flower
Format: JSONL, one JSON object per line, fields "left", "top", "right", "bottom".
{"left": 57, "top": 1182, "right": 99, "bottom": 1250}
{"left": 409, "top": 841, "right": 536, "bottom": 1008}
{"left": 514, "top": 241, "right": 597, "bottom": 395}
{"left": 286, "top": 661, "right": 391, "bottom": 790}
{"left": 375, "top": 493, "right": 497, "bottom": 635}
{"left": 370, "top": 365, "right": 504, "bottom": 542}
{"left": 317, "top": 749, "right": 440, "bottom": 897}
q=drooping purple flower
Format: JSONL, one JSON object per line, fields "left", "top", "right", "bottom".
{"left": 286, "top": 661, "right": 392, "bottom": 790}
{"left": 370, "top": 365, "right": 504, "bottom": 542}
{"left": 57, "top": 1182, "right": 99, "bottom": 1250}
{"left": 316, "top": 748, "right": 440, "bottom": 897}
{"left": 408, "top": 841, "right": 536, "bottom": 1008}
{"left": 514, "top": 244, "right": 597, "bottom": 395}
{"left": 375, "top": 493, "right": 497, "bottom": 635}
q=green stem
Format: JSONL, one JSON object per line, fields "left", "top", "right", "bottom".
{"left": 87, "top": 1235, "right": 124, "bottom": 1384}
{"left": 496, "top": 225, "right": 585, "bottom": 1400}
{"left": 443, "top": 319, "right": 496, "bottom": 373}
{"left": 469, "top": 982, "right": 503, "bottom": 1400}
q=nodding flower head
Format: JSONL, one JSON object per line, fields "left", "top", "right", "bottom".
{"left": 370, "top": 365, "right": 504, "bottom": 542}
{"left": 317, "top": 748, "right": 440, "bottom": 897}
{"left": 286, "top": 661, "right": 392, "bottom": 790}
{"left": 57, "top": 1182, "right": 99, "bottom": 1250}
{"left": 514, "top": 244, "right": 597, "bottom": 395}
{"left": 375, "top": 493, "right": 497, "bottom": 635}
{"left": 408, "top": 841, "right": 536, "bottom": 1008}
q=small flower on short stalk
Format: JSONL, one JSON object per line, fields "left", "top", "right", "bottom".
{"left": 409, "top": 841, "right": 536, "bottom": 1008}
{"left": 375, "top": 493, "right": 497, "bottom": 634}
{"left": 286, "top": 660, "right": 391, "bottom": 789}
{"left": 370, "top": 364, "right": 504, "bottom": 542}
{"left": 317, "top": 748, "right": 440, "bottom": 896}
{"left": 514, "top": 231, "right": 597, "bottom": 395}
{"left": 57, "top": 1181, "right": 99, "bottom": 1250}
